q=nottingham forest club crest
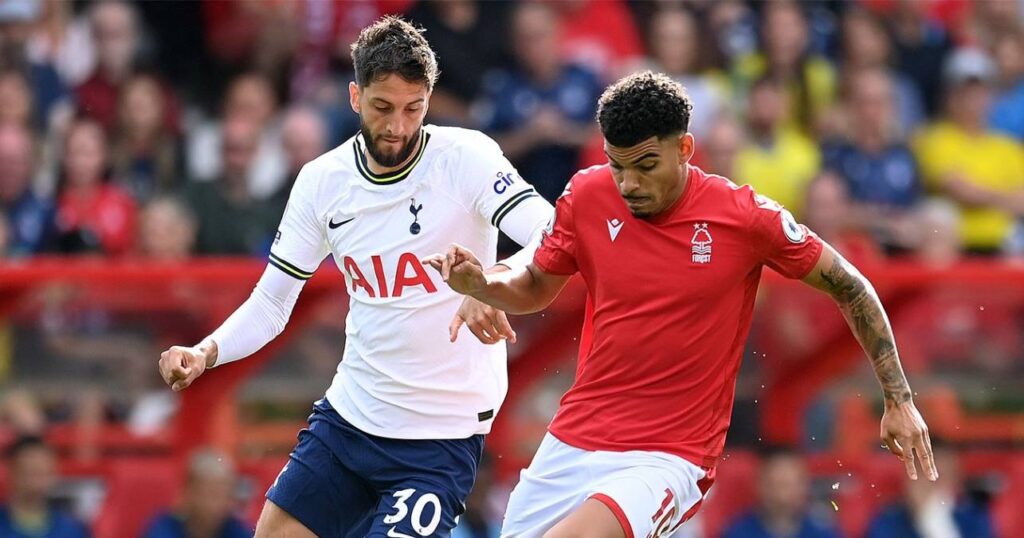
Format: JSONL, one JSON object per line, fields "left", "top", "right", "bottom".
{"left": 691, "top": 223, "right": 712, "bottom": 263}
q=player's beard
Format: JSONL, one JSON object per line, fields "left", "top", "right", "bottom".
{"left": 360, "top": 119, "right": 421, "bottom": 168}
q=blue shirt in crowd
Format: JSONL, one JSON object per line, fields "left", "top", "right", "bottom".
{"left": 990, "top": 80, "right": 1024, "bottom": 141}
{"left": 722, "top": 512, "right": 841, "bottom": 538}
{"left": 0, "top": 507, "right": 90, "bottom": 538}
{"left": 3, "top": 190, "right": 55, "bottom": 256}
{"left": 865, "top": 502, "right": 994, "bottom": 538}
{"left": 823, "top": 142, "right": 921, "bottom": 208}
{"left": 142, "top": 512, "right": 251, "bottom": 538}
{"left": 478, "top": 64, "right": 602, "bottom": 203}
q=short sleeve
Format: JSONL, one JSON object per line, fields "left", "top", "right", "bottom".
{"left": 269, "top": 164, "right": 330, "bottom": 280}
{"left": 749, "top": 193, "right": 822, "bottom": 279}
{"left": 533, "top": 181, "right": 579, "bottom": 275}
{"left": 459, "top": 132, "right": 543, "bottom": 231}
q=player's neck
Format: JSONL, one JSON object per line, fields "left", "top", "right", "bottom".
{"left": 363, "top": 131, "right": 421, "bottom": 176}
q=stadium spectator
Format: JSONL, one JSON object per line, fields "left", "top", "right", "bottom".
{"left": 722, "top": 449, "right": 840, "bottom": 538}
{"left": 0, "top": 0, "right": 68, "bottom": 132}
{"left": 0, "top": 68, "right": 34, "bottom": 129}
{"left": 888, "top": 0, "right": 955, "bottom": 116}
{"left": 75, "top": 0, "right": 154, "bottom": 132}
{"left": 53, "top": 117, "right": 136, "bottom": 255}
{"left": 137, "top": 196, "right": 196, "bottom": 261}
{"left": 706, "top": 0, "right": 759, "bottom": 67}
{"left": 0, "top": 389, "right": 46, "bottom": 435}
{"left": 406, "top": 0, "right": 511, "bottom": 126}
{"left": 0, "top": 436, "right": 90, "bottom": 538}
{"left": 913, "top": 48, "right": 1024, "bottom": 255}
{"left": 185, "top": 115, "right": 278, "bottom": 255}
{"left": 988, "top": 29, "right": 1024, "bottom": 141}
{"left": 734, "top": 76, "right": 821, "bottom": 218}
{"left": 0, "top": 210, "right": 8, "bottom": 257}
{"left": 110, "top": 73, "right": 182, "bottom": 201}
{"left": 641, "top": 7, "right": 728, "bottom": 138}
{"left": 839, "top": 8, "right": 926, "bottom": 134}
{"left": 550, "top": 0, "right": 645, "bottom": 81}
{"left": 823, "top": 69, "right": 922, "bottom": 254}
{"left": 0, "top": 123, "right": 53, "bottom": 256}
{"left": 802, "top": 173, "right": 881, "bottom": 264}
{"left": 269, "top": 105, "right": 329, "bottom": 217}
{"left": 961, "top": 0, "right": 1023, "bottom": 49}
{"left": 913, "top": 198, "right": 962, "bottom": 268}
{"left": 186, "top": 73, "right": 286, "bottom": 200}
{"left": 733, "top": 1, "right": 836, "bottom": 134}
{"left": 477, "top": 1, "right": 601, "bottom": 203}
{"left": 866, "top": 448, "right": 995, "bottom": 538}
{"left": 142, "top": 448, "right": 250, "bottom": 538}
{"left": 699, "top": 114, "right": 744, "bottom": 178}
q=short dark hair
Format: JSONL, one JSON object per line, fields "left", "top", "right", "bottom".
{"left": 5, "top": 435, "right": 49, "bottom": 461}
{"left": 351, "top": 16, "right": 439, "bottom": 89}
{"left": 597, "top": 71, "right": 692, "bottom": 147}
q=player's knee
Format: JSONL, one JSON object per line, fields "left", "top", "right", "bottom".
{"left": 255, "top": 500, "right": 317, "bottom": 538}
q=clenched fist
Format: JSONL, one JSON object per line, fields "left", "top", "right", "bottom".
{"left": 158, "top": 341, "right": 217, "bottom": 392}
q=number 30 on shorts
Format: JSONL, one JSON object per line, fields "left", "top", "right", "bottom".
{"left": 383, "top": 488, "right": 443, "bottom": 537}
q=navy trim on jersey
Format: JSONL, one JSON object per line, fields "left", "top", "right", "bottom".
{"left": 353, "top": 130, "right": 431, "bottom": 185}
{"left": 269, "top": 253, "right": 314, "bottom": 280}
{"left": 491, "top": 188, "right": 539, "bottom": 228}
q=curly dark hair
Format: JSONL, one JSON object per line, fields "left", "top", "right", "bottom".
{"left": 351, "top": 16, "right": 439, "bottom": 89}
{"left": 597, "top": 71, "right": 693, "bottom": 147}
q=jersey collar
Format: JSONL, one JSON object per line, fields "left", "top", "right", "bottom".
{"left": 353, "top": 129, "right": 431, "bottom": 185}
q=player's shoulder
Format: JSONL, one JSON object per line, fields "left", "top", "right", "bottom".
{"left": 690, "top": 166, "right": 760, "bottom": 208}
{"left": 565, "top": 163, "right": 613, "bottom": 194}
{"left": 293, "top": 136, "right": 359, "bottom": 189}
{"left": 423, "top": 124, "right": 503, "bottom": 158}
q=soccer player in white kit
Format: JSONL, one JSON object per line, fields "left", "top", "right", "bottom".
{"left": 157, "top": 17, "right": 552, "bottom": 538}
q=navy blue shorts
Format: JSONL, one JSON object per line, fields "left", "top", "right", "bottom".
{"left": 266, "top": 399, "right": 485, "bottom": 537}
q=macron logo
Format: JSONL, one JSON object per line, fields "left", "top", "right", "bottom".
{"left": 607, "top": 218, "right": 624, "bottom": 242}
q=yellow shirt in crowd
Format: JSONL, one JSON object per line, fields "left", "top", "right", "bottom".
{"left": 913, "top": 122, "right": 1024, "bottom": 251}
{"left": 734, "top": 129, "right": 821, "bottom": 218}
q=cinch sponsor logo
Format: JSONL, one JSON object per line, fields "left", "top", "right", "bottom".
{"left": 493, "top": 171, "right": 517, "bottom": 194}
{"left": 343, "top": 253, "right": 438, "bottom": 298}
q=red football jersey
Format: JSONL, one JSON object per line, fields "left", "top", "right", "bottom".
{"left": 534, "top": 165, "right": 823, "bottom": 469}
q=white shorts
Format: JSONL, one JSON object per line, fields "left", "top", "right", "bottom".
{"left": 500, "top": 433, "right": 714, "bottom": 538}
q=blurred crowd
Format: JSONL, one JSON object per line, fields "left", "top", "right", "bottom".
{"left": 0, "top": 0, "right": 1022, "bottom": 536}
{"left": 0, "top": 0, "right": 1020, "bottom": 262}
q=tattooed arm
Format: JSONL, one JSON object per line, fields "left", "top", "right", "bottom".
{"left": 802, "top": 243, "right": 938, "bottom": 481}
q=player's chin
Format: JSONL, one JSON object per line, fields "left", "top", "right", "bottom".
{"left": 625, "top": 199, "right": 655, "bottom": 218}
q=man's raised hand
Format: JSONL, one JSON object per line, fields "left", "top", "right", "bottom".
{"left": 421, "top": 244, "right": 488, "bottom": 296}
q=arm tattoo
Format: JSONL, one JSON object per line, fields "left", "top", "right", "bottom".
{"left": 820, "top": 256, "right": 912, "bottom": 405}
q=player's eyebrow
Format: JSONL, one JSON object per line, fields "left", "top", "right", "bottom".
{"left": 605, "top": 151, "right": 659, "bottom": 166}
{"left": 371, "top": 97, "right": 425, "bottom": 107}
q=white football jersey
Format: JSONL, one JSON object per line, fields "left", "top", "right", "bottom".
{"left": 270, "top": 125, "right": 550, "bottom": 439}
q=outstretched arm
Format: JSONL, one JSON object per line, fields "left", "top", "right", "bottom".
{"left": 423, "top": 244, "right": 570, "bottom": 315}
{"left": 802, "top": 243, "right": 938, "bottom": 481}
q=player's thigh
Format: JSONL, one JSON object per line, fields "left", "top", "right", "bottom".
{"left": 255, "top": 499, "right": 318, "bottom": 538}
{"left": 364, "top": 481, "right": 464, "bottom": 538}
{"left": 586, "top": 461, "right": 712, "bottom": 538}
{"left": 266, "top": 424, "right": 377, "bottom": 537}
{"left": 542, "top": 497, "right": 625, "bottom": 538}
{"left": 501, "top": 434, "right": 594, "bottom": 538}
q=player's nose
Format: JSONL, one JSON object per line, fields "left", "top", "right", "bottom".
{"left": 619, "top": 170, "right": 642, "bottom": 193}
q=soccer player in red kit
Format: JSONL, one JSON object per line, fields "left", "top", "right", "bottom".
{"left": 424, "top": 72, "right": 936, "bottom": 538}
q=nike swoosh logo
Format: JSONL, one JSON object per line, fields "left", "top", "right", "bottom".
{"left": 329, "top": 217, "right": 355, "bottom": 229}
{"left": 387, "top": 527, "right": 414, "bottom": 538}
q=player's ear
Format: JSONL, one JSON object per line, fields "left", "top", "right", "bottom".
{"left": 349, "top": 81, "right": 361, "bottom": 114}
{"left": 678, "top": 132, "right": 695, "bottom": 164}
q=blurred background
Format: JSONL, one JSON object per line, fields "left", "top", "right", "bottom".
{"left": 0, "top": 0, "right": 1022, "bottom": 536}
